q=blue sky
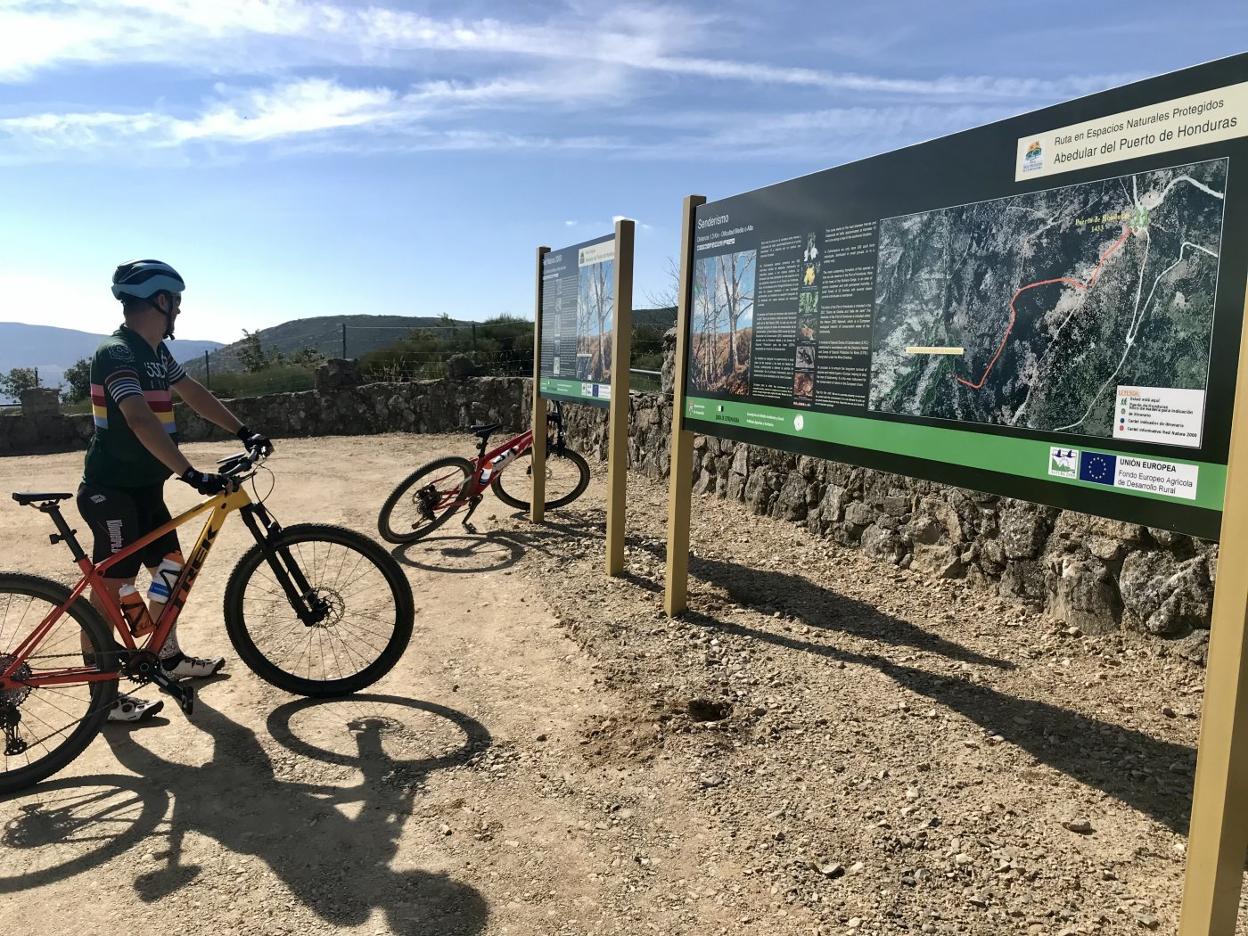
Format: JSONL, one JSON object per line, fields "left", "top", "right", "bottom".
{"left": 1, "top": 1, "right": 1244, "bottom": 343}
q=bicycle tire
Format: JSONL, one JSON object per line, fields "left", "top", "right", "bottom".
{"left": 223, "top": 524, "right": 414, "bottom": 697}
{"left": 491, "top": 447, "right": 590, "bottom": 511}
{"left": 377, "top": 456, "right": 474, "bottom": 544}
{"left": 0, "top": 573, "right": 119, "bottom": 795}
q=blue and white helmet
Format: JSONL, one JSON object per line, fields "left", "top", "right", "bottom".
{"left": 111, "top": 259, "right": 185, "bottom": 301}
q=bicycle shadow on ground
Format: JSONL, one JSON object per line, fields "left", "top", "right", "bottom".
{"left": 3, "top": 694, "right": 491, "bottom": 936}
{"left": 392, "top": 532, "right": 524, "bottom": 575}
{"left": 0, "top": 772, "right": 170, "bottom": 893}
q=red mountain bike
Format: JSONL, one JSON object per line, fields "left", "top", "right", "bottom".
{"left": 0, "top": 448, "right": 414, "bottom": 793}
{"left": 378, "top": 402, "right": 590, "bottom": 544}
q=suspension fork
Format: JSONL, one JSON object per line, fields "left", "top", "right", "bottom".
{"left": 238, "top": 503, "right": 327, "bottom": 626}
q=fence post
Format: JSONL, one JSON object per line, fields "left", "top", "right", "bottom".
{"left": 204, "top": 350, "right": 211, "bottom": 389}
{"left": 341, "top": 322, "right": 347, "bottom": 360}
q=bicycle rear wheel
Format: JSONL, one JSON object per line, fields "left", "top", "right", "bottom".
{"left": 491, "top": 447, "right": 590, "bottom": 511}
{"left": 0, "top": 573, "right": 118, "bottom": 795}
{"left": 377, "top": 456, "right": 474, "bottom": 544}
{"left": 224, "top": 524, "right": 414, "bottom": 697}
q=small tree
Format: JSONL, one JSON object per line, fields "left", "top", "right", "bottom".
{"left": 238, "top": 329, "right": 283, "bottom": 373}
{"left": 0, "top": 367, "right": 39, "bottom": 401}
{"left": 61, "top": 358, "right": 91, "bottom": 403}
{"left": 288, "top": 346, "right": 326, "bottom": 367}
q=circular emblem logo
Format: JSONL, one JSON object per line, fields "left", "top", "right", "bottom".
{"left": 793, "top": 414, "right": 804, "bottom": 432}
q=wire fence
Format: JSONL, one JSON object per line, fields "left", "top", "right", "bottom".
{"left": 360, "top": 349, "right": 533, "bottom": 383}
{"left": 172, "top": 318, "right": 673, "bottom": 399}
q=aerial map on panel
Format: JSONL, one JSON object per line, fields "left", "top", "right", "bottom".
{"left": 869, "top": 158, "right": 1227, "bottom": 441}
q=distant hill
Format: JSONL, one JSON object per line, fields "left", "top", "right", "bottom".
{"left": 196, "top": 314, "right": 475, "bottom": 374}
{"left": 634, "top": 306, "right": 676, "bottom": 330}
{"left": 193, "top": 309, "right": 678, "bottom": 377}
{"left": 0, "top": 322, "right": 222, "bottom": 391}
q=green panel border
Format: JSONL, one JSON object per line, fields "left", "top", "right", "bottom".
{"left": 540, "top": 377, "right": 610, "bottom": 409}
{"left": 686, "top": 396, "right": 1226, "bottom": 512}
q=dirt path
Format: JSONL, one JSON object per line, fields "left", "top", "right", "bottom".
{"left": 0, "top": 434, "right": 1243, "bottom": 934}
{"left": 0, "top": 436, "right": 796, "bottom": 936}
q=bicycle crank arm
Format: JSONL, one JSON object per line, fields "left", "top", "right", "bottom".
{"left": 460, "top": 495, "right": 483, "bottom": 533}
{"left": 149, "top": 668, "right": 195, "bottom": 715}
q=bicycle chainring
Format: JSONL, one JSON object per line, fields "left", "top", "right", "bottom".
{"left": 122, "top": 650, "right": 163, "bottom": 686}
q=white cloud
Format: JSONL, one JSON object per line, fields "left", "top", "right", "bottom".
{"left": 0, "top": 0, "right": 1131, "bottom": 103}
{"left": 0, "top": 73, "right": 628, "bottom": 156}
{"left": 171, "top": 79, "right": 399, "bottom": 143}
{"left": 0, "top": 1, "right": 1144, "bottom": 165}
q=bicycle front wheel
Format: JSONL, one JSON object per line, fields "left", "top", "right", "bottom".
{"left": 377, "top": 456, "right": 474, "bottom": 544}
{"left": 0, "top": 573, "right": 119, "bottom": 795}
{"left": 224, "top": 525, "right": 414, "bottom": 697}
{"left": 491, "top": 447, "right": 590, "bottom": 511}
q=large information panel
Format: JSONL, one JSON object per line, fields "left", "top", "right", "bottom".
{"left": 684, "top": 55, "right": 1248, "bottom": 538}
{"left": 539, "top": 234, "right": 615, "bottom": 407}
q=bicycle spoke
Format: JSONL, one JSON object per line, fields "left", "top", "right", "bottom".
{"left": 235, "top": 532, "right": 405, "bottom": 689}
{"left": 0, "top": 582, "right": 112, "bottom": 791}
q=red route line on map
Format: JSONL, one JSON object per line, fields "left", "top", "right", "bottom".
{"left": 955, "top": 226, "right": 1133, "bottom": 391}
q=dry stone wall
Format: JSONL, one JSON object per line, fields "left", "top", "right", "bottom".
{"left": 0, "top": 376, "right": 526, "bottom": 456}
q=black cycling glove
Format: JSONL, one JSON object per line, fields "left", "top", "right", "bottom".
{"left": 179, "top": 467, "right": 233, "bottom": 495}
{"left": 236, "top": 424, "right": 274, "bottom": 456}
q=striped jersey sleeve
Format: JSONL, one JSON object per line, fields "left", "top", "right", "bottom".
{"left": 160, "top": 344, "right": 188, "bottom": 383}
{"left": 104, "top": 369, "right": 143, "bottom": 403}
{"left": 92, "top": 340, "right": 144, "bottom": 404}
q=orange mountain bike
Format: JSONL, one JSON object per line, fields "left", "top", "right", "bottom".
{"left": 0, "top": 448, "right": 414, "bottom": 793}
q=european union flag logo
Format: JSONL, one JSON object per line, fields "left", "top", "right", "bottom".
{"left": 1078, "top": 451, "right": 1118, "bottom": 485}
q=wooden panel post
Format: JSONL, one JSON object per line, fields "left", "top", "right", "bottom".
{"left": 530, "top": 246, "right": 550, "bottom": 523}
{"left": 606, "top": 219, "right": 635, "bottom": 576}
{"left": 663, "top": 194, "right": 705, "bottom": 617}
{"left": 1180, "top": 286, "right": 1248, "bottom": 935}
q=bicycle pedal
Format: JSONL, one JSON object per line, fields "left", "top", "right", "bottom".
{"left": 150, "top": 669, "right": 195, "bottom": 715}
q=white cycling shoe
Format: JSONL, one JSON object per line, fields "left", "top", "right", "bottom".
{"left": 162, "top": 653, "right": 226, "bottom": 680}
{"left": 107, "top": 693, "right": 164, "bottom": 723}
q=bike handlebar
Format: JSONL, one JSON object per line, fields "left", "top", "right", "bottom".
{"left": 216, "top": 446, "right": 269, "bottom": 479}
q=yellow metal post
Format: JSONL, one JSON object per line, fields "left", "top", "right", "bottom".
{"left": 530, "top": 246, "right": 549, "bottom": 523}
{"left": 663, "top": 194, "right": 705, "bottom": 617}
{"left": 1180, "top": 287, "right": 1248, "bottom": 935}
{"left": 606, "top": 219, "right": 635, "bottom": 577}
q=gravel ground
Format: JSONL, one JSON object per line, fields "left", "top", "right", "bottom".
{"left": 0, "top": 434, "right": 1244, "bottom": 934}
{"left": 510, "top": 471, "right": 1248, "bottom": 935}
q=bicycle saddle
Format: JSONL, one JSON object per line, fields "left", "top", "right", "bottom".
{"left": 470, "top": 423, "right": 500, "bottom": 438}
{"left": 12, "top": 492, "right": 72, "bottom": 505}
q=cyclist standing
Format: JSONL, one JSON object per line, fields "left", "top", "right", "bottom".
{"left": 77, "top": 259, "right": 274, "bottom": 722}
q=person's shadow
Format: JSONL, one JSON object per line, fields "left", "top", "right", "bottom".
{"left": 95, "top": 694, "right": 491, "bottom": 936}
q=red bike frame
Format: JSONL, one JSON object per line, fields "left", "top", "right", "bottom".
{"left": 420, "top": 426, "right": 536, "bottom": 518}
{"left": 1, "top": 488, "right": 250, "bottom": 692}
